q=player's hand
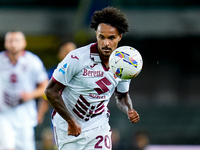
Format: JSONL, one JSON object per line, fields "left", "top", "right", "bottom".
{"left": 127, "top": 109, "right": 140, "bottom": 124}
{"left": 20, "top": 92, "right": 33, "bottom": 102}
{"left": 67, "top": 119, "right": 81, "bottom": 137}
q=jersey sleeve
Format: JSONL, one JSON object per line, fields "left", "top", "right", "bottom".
{"left": 52, "top": 51, "right": 81, "bottom": 86}
{"left": 116, "top": 79, "right": 131, "bottom": 93}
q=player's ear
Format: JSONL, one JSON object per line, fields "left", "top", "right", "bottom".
{"left": 118, "top": 34, "right": 122, "bottom": 42}
{"left": 24, "top": 40, "right": 27, "bottom": 48}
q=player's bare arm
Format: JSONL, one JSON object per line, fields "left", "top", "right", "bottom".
{"left": 45, "top": 78, "right": 81, "bottom": 136}
{"left": 114, "top": 90, "right": 140, "bottom": 124}
{"left": 37, "top": 98, "right": 49, "bottom": 124}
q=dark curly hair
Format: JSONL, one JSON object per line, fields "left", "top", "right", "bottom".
{"left": 90, "top": 6, "right": 129, "bottom": 34}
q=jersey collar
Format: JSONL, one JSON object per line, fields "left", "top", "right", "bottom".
{"left": 90, "top": 43, "right": 101, "bottom": 63}
{"left": 4, "top": 50, "right": 26, "bottom": 57}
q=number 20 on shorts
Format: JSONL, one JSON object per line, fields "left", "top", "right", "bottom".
{"left": 95, "top": 135, "right": 111, "bottom": 149}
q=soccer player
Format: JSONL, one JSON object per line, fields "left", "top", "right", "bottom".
{"left": 45, "top": 6, "right": 140, "bottom": 150}
{"left": 0, "top": 31, "right": 49, "bottom": 150}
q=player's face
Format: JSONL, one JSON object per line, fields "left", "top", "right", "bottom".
{"left": 4, "top": 32, "right": 27, "bottom": 55}
{"left": 96, "top": 23, "right": 122, "bottom": 58}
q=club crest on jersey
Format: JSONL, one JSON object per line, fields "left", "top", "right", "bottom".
{"left": 59, "top": 63, "right": 67, "bottom": 74}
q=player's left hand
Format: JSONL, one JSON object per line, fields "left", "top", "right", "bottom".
{"left": 127, "top": 109, "right": 140, "bottom": 123}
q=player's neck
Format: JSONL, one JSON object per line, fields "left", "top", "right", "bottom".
{"left": 101, "top": 58, "right": 109, "bottom": 68}
{"left": 8, "top": 50, "right": 24, "bottom": 65}
{"left": 97, "top": 48, "right": 109, "bottom": 68}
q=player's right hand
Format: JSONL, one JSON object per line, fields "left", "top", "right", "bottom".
{"left": 67, "top": 119, "right": 81, "bottom": 137}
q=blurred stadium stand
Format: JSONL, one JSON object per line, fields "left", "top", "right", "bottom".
{"left": 1, "top": 0, "right": 200, "bottom": 149}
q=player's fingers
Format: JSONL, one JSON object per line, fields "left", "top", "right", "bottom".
{"left": 67, "top": 132, "right": 73, "bottom": 136}
{"left": 130, "top": 114, "right": 140, "bottom": 123}
{"left": 75, "top": 133, "right": 80, "bottom": 137}
{"left": 131, "top": 117, "right": 140, "bottom": 123}
{"left": 68, "top": 128, "right": 81, "bottom": 136}
{"left": 75, "top": 130, "right": 81, "bottom": 137}
{"left": 129, "top": 112, "right": 139, "bottom": 119}
{"left": 68, "top": 132, "right": 80, "bottom": 136}
{"left": 128, "top": 110, "right": 140, "bottom": 123}
{"left": 128, "top": 110, "right": 139, "bottom": 116}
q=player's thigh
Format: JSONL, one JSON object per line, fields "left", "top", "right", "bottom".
{"left": 85, "top": 124, "right": 112, "bottom": 150}
{"left": 0, "top": 115, "right": 15, "bottom": 149}
{"left": 54, "top": 127, "right": 86, "bottom": 150}
{"left": 15, "top": 126, "right": 35, "bottom": 150}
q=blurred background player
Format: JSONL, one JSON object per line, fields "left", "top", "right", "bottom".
{"left": 57, "top": 42, "right": 77, "bottom": 61}
{"left": 45, "top": 6, "right": 139, "bottom": 150}
{"left": 0, "top": 31, "right": 49, "bottom": 150}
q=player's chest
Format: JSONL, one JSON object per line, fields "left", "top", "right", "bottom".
{"left": 73, "top": 62, "right": 118, "bottom": 90}
{"left": 0, "top": 59, "right": 32, "bottom": 83}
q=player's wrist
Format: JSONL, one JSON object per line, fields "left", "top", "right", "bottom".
{"left": 127, "top": 108, "right": 134, "bottom": 114}
{"left": 67, "top": 118, "right": 76, "bottom": 125}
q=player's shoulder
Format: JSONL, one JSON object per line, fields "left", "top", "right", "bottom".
{"left": 0, "top": 51, "right": 6, "bottom": 56}
{"left": 24, "top": 51, "right": 38, "bottom": 57}
{"left": 24, "top": 51, "right": 44, "bottom": 67}
{"left": 0, "top": 51, "right": 8, "bottom": 61}
{"left": 24, "top": 51, "right": 42, "bottom": 61}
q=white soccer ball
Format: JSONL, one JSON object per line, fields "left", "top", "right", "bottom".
{"left": 109, "top": 46, "right": 143, "bottom": 80}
